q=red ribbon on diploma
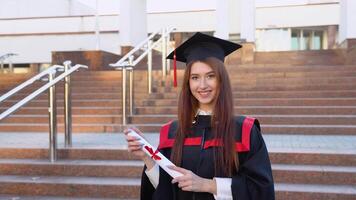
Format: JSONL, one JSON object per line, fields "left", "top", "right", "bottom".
{"left": 144, "top": 146, "right": 161, "bottom": 160}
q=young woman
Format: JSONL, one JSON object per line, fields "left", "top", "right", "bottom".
{"left": 125, "top": 32, "right": 275, "bottom": 200}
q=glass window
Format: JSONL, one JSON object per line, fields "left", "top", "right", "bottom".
{"left": 312, "top": 31, "right": 323, "bottom": 50}
{"left": 291, "top": 30, "right": 300, "bottom": 50}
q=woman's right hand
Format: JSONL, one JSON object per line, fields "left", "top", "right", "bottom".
{"left": 124, "top": 127, "right": 146, "bottom": 159}
{"left": 124, "top": 127, "right": 156, "bottom": 170}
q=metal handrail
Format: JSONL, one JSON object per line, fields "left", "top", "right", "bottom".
{"left": 110, "top": 29, "right": 162, "bottom": 68}
{"left": 0, "top": 64, "right": 87, "bottom": 121}
{"left": 0, "top": 53, "right": 18, "bottom": 73}
{"left": 0, "top": 65, "right": 64, "bottom": 103}
{"left": 0, "top": 62, "right": 88, "bottom": 162}
{"left": 109, "top": 27, "right": 175, "bottom": 126}
{"left": 0, "top": 53, "right": 17, "bottom": 61}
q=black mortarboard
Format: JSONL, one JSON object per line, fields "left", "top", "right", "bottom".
{"left": 166, "top": 32, "right": 242, "bottom": 64}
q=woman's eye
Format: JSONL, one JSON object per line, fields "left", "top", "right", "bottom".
{"left": 207, "top": 74, "right": 215, "bottom": 79}
{"left": 191, "top": 76, "right": 198, "bottom": 80}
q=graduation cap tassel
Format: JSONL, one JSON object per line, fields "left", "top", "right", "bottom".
{"left": 173, "top": 49, "right": 177, "bottom": 87}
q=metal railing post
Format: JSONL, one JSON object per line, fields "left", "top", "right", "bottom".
{"left": 9, "top": 58, "right": 13, "bottom": 73}
{"left": 162, "top": 28, "right": 167, "bottom": 76}
{"left": 128, "top": 56, "right": 134, "bottom": 116}
{"left": 122, "top": 65, "right": 127, "bottom": 126}
{"left": 129, "top": 69, "right": 134, "bottom": 116}
{"left": 0, "top": 60, "right": 3, "bottom": 73}
{"left": 64, "top": 61, "right": 72, "bottom": 147}
{"left": 147, "top": 40, "right": 153, "bottom": 94}
{"left": 48, "top": 71, "right": 58, "bottom": 162}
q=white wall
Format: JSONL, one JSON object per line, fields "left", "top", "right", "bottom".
{"left": 119, "top": 0, "right": 147, "bottom": 47}
{"left": 256, "top": 4, "right": 339, "bottom": 29}
{"left": 0, "top": 0, "right": 94, "bottom": 18}
{"left": 76, "top": 0, "right": 120, "bottom": 15}
{"left": 0, "top": 33, "right": 119, "bottom": 64}
{"left": 147, "top": 11, "right": 216, "bottom": 33}
{"left": 0, "top": 15, "right": 120, "bottom": 64}
{"left": 146, "top": 0, "right": 216, "bottom": 33}
{"left": 0, "top": 15, "right": 119, "bottom": 35}
{"left": 256, "top": 0, "right": 339, "bottom": 7}
{"left": 0, "top": 0, "right": 344, "bottom": 64}
{"left": 229, "top": 0, "right": 242, "bottom": 34}
{"left": 339, "top": 0, "right": 356, "bottom": 43}
{"left": 147, "top": 0, "right": 215, "bottom": 13}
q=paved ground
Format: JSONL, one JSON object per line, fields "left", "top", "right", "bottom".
{"left": 0, "top": 132, "right": 355, "bottom": 154}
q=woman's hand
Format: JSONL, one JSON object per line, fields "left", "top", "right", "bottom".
{"left": 124, "top": 127, "right": 155, "bottom": 169}
{"left": 124, "top": 127, "right": 146, "bottom": 158}
{"left": 170, "top": 166, "right": 217, "bottom": 195}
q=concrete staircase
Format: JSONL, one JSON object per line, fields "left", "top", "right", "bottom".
{"left": 0, "top": 62, "right": 356, "bottom": 199}
{"left": 1, "top": 65, "right": 356, "bottom": 134}
{"left": 0, "top": 146, "right": 354, "bottom": 199}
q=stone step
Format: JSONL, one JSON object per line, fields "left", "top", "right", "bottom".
{"left": 0, "top": 148, "right": 355, "bottom": 166}
{"left": 134, "top": 106, "right": 356, "bottom": 115}
{"left": 1, "top": 115, "right": 122, "bottom": 124}
{"left": 274, "top": 183, "right": 356, "bottom": 200}
{"left": 141, "top": 98, "right": 356, "bottom": 107}
{"left": 0, "top": 195, "right": 126, "bottom": 200}
{"left": 72, "top": 68, "right": 356, "bottom": 79}
{"left": 0, "top": 107, "right": 124, "bottom": 115}
{"left": 74, "top": 68, "right": 356, "bottom": 79}
{"left": 248, "top": 76, "right": 356, "bottom": 86}
{"left": 2, "top": 65, "right": 356, "bottom": 81}
{"left": 150, "top": 90, "right": 356, "bottom": 98}
{"left": 6, "top": 77, "right": 353, "bottom": 94}
{"left": 0, "top": 123, "right": 355, "bottom": 134}
{"left": 0, "top": 159, "right": 143, "bottom": 178}
{"left": 0, "top": 159, "right": 354, "bottom": 185}
{"left": 3, "top": 97, "right": 356, "bottom": 108}
{"left": 0, "top": 83, "right": 355, "bottom": 97}
{"left": 164, "top": 83, "right": 356, "bottom": 92}
{"left": 3, "top": 93, "right": 128, "bottom": 100}
{"left": 269, "top": 152, "right": 356, "bottom": 167}
{"left": 129, "top": 114, "right": 356, "bottom": 125}
{"left": 3, "top": 106, "right": 356, "bottom": 115}
{"left": 3, "top": 114, "right": 356, "bottom": 126}
{"left": 228, "top": 64, "right": 356, "bottom": 72}
{"left": 272, "top": 164, "right": 356, "bottom": 185}
{"left": 0, "top": 148, "right": 139, "bottom": 161}
{"left": 0, "top": 175, "right": 354, "bottom": 200}
{"left": 228, "top": 70, "right": 356, "bottom": 79}
{"left": 0, "top": 175, "right": 140, "bottom": 199}
{"left": 162, "top": 82, "right": 356, "bottom": 91}
{"left": 133, "top": 124, "right": 356, "bottom": 135}
{"left": 2, "top": 83, "right": 354, "bottom": 97}
{"left": 2, "top": 123, "right": 356, "bottom": 135}
{"left": 66, "top": 75, "right": 356, "bottom": 84}
{"left": 4, "top": 90, "right": 356, "bottom": 101}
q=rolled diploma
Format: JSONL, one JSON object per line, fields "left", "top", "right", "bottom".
{"left": 127, "top": 129, "right": 183, "bottom": 178}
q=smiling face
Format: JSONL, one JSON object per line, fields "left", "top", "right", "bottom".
{"left": 189, "top": 61, "right": 218, "bottom": 112}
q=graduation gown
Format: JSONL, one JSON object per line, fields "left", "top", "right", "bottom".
{"left": 140, "top": 115, "right": 275, "bottom": 200}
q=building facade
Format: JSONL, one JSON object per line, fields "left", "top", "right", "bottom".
{"left": 0, "top": 0, "right": 354, "bottom": 70}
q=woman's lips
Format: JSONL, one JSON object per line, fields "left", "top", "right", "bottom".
{"left": 198, "top": 90, "right": 212, "bottom": 98}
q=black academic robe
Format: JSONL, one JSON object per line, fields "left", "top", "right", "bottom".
{"left": 140, "top": 115, "right": 275, "bottom": 200}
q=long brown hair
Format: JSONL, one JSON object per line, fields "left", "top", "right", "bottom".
{"left": 171, "top": 57, "right": 238, "bottom": 176}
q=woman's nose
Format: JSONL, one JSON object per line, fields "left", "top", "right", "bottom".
{"left": 199, "top": 78, "right": 208, "bottom": 88}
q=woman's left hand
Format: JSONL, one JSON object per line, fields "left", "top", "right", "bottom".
{"left": 169, "top": 166, "right": 217, "bottom": 194}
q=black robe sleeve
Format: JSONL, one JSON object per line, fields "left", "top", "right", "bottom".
{"left": 140, "top": 147, "right": 174, "bottom": 200}
{"left": 231, "top": 124, "right": 275, "bottom": 200}
{"left": 140, "top": 165, "right": 156, "bottom": 200}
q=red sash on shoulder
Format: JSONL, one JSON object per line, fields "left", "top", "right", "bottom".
{"left": 158, "top": 117, "right": 256, "bottom": 152}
